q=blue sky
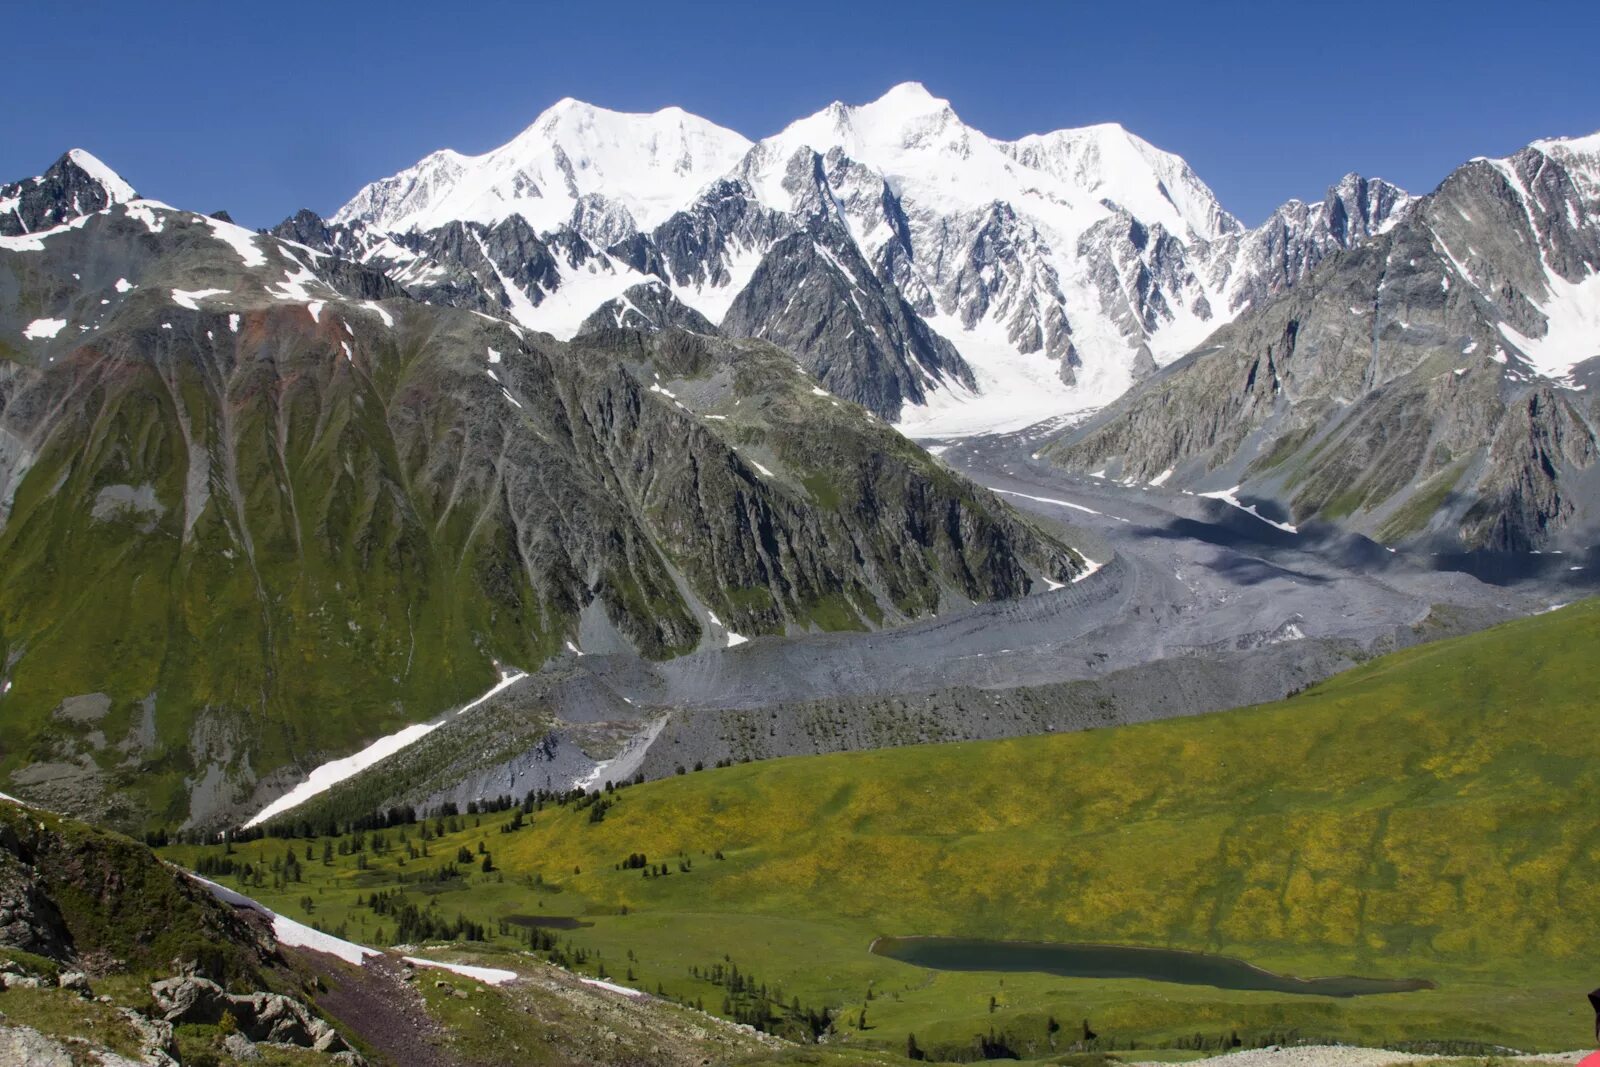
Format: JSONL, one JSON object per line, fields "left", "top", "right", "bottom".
{"left": 5, "top": 1, "right": 1597, "bottom": 228}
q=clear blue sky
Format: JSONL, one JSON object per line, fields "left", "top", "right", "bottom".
{"left": 6, "top": 1, "right": 1597, "bottom": 229}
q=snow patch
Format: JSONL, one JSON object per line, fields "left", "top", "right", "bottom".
{"left": 1198, "top": 485, "right": 1299, "bottom": 533}
{"left": 189, "top": 875, "right": 377, "bottom": 966}
{"left": 171, "top": 288, "right": 227, "bottom": 311}
{"left": 1496, "top": 269, "right": 1600, "bottom": 382}
{"left": 66, "top": 149, "right": 135, "bottom": 202}
{"left": 1072, "top": 555, "right": 1105, "bottom": 583}
{"left": 987, "top": 486, "right": 1129, "bottom": 524}
{"left": 274, "top": 914, "right": 378, "bottom": 967}
{"left": 404, "top": 957, "right": 517, "bottom": 986}
{"left": 204, "top": 215, "right": 267, "bottom": 267}
{"left": 23, "top": 318, "right": 67, "bottom": 340}
{"left": 706, "top": 611, "right": 749, "bottom": 648}
{"left": 579, "top": 977, "right": 648, "bottom": 999}
{"left": 242, "top": 669, "right": 526, "bottom": 827}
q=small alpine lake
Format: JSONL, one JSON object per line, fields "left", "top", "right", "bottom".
{"left": 870, "top": 937, "right": 1433, "bottom": 997}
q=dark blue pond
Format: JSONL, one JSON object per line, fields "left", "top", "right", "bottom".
{"left": 870, "top": 937, "right": 1432, "bottom": 997}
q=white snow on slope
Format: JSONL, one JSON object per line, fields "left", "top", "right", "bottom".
{"left": 273, "top": 913, "right": 376, "bottom": 966}
{"left": 988, "top": 486, "right": 1130, "bottom": 524}
{"left": 1497, "top": 269, "right": 1600, "bottom": 382}
{"left": 204, "top": 214, "right": 266, "bottom": 267}
{"left": 404, "top": 957, "right": 517, "bottom": 986}
{"left": 23, "top": 318, "right": 68, "bottom": 339}
{"left": 66, "top": 148, "right": 136, "bottom": 203}
{"left": 510, "top": 251, "right": 642, "bottom": 338}
{"left": 580, "top": 976, "right": 648, "bottom": 999}
{"left": 674, "top": 241, "right": 764, "bottom": 322}
{"left": 1198, "top": 485, "right": 1299, "bottom": 533}
{"left": 171, "top": 288, "right": 228, "bottom": 310}
{"left": 0, "top": 211, "right": 96, "bottom": 252}
{"left": 896, "top": 314, "right": 1088, "bottom": 437}
{"left": 243, "top": 668, "right": 526, "bottom": 827}
{"left": 1072, "top": 555, "right": 1106, "bottom": 584}
{"left": 706, "top": 610, "right": 749, "bottom": 648}
{"left": 750, "top": 82, "right": 1231, "bottom": 240}
{"left": 335, "top": 99, "right": 751, "bottom": 235}
{"left": 190, "top": 874, "right": 377, "bottom": 966}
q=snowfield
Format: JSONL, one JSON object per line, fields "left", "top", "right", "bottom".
{"left": 243, "top": 668, "right": 527, "bottom": 828}
{"left": 190, "top": 874, "right": 377, "bottom": 966}
{"left": 403, "top": 956, "right": 518, "bottom": 986}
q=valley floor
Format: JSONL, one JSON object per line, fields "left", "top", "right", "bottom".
{"left": 163, "top": 597, "right": 1600, "bottom": 1061}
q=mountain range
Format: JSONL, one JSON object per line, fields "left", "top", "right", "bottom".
{"left": 291, "top": 83, "right": 1421, "bottom": 435}
{"left": 1045, "top": 132, "right": 1600, "bottom": 550}
{"left": 282, "top": 83, "right": 1600, "bottom": 549}
{"left": 0, "top": 149, "right": 1077, "bottom": 829}
{"left": 1, "top": 85, "right": 1596, "bottom": 832}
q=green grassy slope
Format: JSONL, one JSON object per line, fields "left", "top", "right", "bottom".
{"left": 165, "top": 599, "right": 1600, "bottom": 1058}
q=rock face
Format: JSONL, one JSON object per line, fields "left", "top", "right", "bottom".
{"left": 0, "top": 149, "right": 136, "bottom": 237}
{"left": 1044, "top": 134, "right": 1600, "bottom": 551}
{"left": 0, "top": 826, "right": 71, "bottom": 960}
{"left": 578, "top": 280, "right": 719, "bottom": 336}
{"left": 0, "top": 1023, "right": 153, "bottom": 1066}
{"left": 1205, "top": 173, "right": 1413, "bottom": 314}
{"left": 0, "top": 154, "right": 1079, "bottom": 829}
{"left": 150, "top": 975, "right": 352, "bottom": 1053}
{"left": 320, "top": 84, "right": 1436, "bottom": 430}
{"left": 0, "top": 802, "right": 265, "bottom": 979}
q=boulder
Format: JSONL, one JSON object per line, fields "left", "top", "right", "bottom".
{"left": 148, "top": 975, "right": 349, "bottom": 1055}
{"left": 56, "top": 969, "right": 90, "bottom": 994}
{"left": 149, "top": 975, "right": 231, "bottom": 1025}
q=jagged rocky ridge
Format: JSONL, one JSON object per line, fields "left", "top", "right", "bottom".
{"left": 0, "top": 152, "right": 1080, "bottom": 830}
{"left": 311, "top": 84, "right": 1419, "bottom": 430}
{"left": 1043, "top": 134, "right": 1600, "bottom": 551}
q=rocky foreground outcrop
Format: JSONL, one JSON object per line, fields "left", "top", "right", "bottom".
{"left": 151, "top": 974, "right": 357, "bottom": 1057}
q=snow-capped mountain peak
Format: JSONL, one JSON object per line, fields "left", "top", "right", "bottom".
{"left": 334, "top": 100, "right": 751, "bottom": 238}
{"left": 1, "top": 148, "right": 139, "bottom": 239}
{"left": 1001, "top": 123, "right": 1240, "bottom": 242}
{"left": 319, "top": 90, "right": 1489, "bottom": 438}
{"left": 64, "top": 149, "right": 136, "bottom": 204}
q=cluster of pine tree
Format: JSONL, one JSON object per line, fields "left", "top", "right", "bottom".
{"left": 361, "top": 888, "right": 487, "bottom": 943}
{"left": 688, "top": 958, "right": 830, "bottom": 1041}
